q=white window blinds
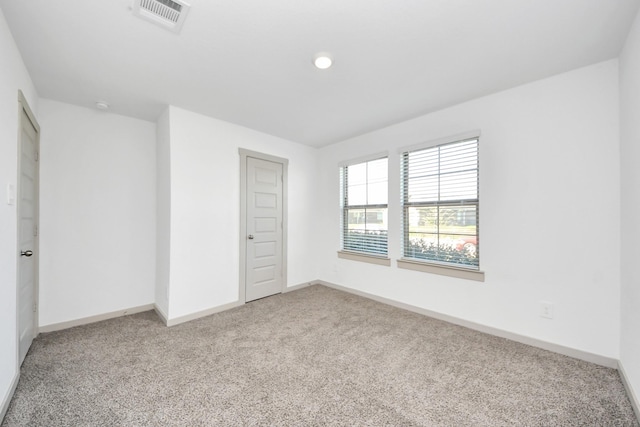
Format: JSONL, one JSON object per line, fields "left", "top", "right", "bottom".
{"left": 340, "top": 157, "right": 388, "bottom": 256}
{"left": 401, "top": 137, "right": 479, "bottom": 268}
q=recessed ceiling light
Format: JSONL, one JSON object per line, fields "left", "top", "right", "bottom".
{"left": 95, "top": 101, "right": 109, "bottom": 111}
{"left": 314, "top": 53, "right": 333, "bottom": 70}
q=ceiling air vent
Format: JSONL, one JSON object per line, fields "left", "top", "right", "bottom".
{"left": 133, "top": 0, "right": 191, "bottom": 33}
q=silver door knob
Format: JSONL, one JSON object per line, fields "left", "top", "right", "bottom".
{"left": 21, "top": 250, "right": 33, "bottom": 257}
{"left": 248, "top": 235, "right": 254, "bottom": 240}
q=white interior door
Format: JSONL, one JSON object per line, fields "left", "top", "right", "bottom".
{"left": 245, "top": 157, "right": 283, "bottom": 302}
{"left": 18, "top": 98, "right": 39, "bottom": 365}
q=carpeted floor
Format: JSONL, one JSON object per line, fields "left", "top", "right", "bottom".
{"left": 2, "top": 285, "right": 638, "bottom": 426}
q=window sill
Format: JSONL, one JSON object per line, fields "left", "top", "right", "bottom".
{"left": 397, "top": 258, "right": 485, "bottom": 282}
{"left": 338, "top": 251, "right": 391, "bottom": 266}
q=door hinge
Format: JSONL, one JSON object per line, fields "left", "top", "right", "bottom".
{"left": 33, "top": 303, "right": 37, "bottom": 313}
{"left": 33, "top": 225, "right": 38, "bottom": 237}
{"left": 35, "top": 150, "right": 39, "bottom": 162}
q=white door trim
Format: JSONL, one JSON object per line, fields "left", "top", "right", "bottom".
{"left": 16, "top": 90, "right": 40, "bottom": 364}
{"left": 239, "top": 149, "right": 288, "bottom": 303}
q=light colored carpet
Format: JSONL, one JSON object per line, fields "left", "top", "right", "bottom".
{"left": 2, "top": 285, "right": 638, "bottom": 426}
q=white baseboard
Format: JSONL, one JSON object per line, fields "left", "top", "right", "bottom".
{"left": 38, "top": 281, "right": 316, "bottom": 332}
{"left": 33, "top": 282, "right": 620, "bottom": 368}
{"left": 316, "top": 280, "right": 618, "bottom": 369}
{"left": 166, "top": 301, "right": 244, "bottom": 327}
{"left": 283, "top": 281, "right": 314, "bottom": 293}
{"left": 154, "top": 304, "right": 169, "bottom": 326}
{"left": 0, "top": 372, "right": 19, "bottom": 424}
{"left": 38, "top": 304, "right": 155, "bottom": 333}
{"left": 618, "top": 361, "right": 640, "bottom": 423}
{"left": 163, "top": 281, "right": 314, "bottom": 326}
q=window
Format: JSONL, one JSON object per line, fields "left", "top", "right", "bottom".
{"left": 340, "top": 157, "right": 388, "bottom": 256}
{"left": 401, "top": 137, "right": 479, "bottom": 269}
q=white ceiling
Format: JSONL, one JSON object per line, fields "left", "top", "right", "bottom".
{"left": 1, "top": 0, "right": 638, "bottom": 147}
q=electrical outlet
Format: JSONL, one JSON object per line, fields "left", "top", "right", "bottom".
{"left": 540, "top": 301, "right": 554, "bottom": 319}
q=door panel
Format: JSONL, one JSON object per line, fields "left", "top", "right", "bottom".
{"left": 245, "top": 157, "right": 283, "bottom": 302}
{"left": 255, "top": 217, "right": 276, "bottom": 232}
{"left": 255, "top": 192, "right": 277, "bottom": 208}
{"left": 254, "top": 241, "right": 276, "bottom": 258}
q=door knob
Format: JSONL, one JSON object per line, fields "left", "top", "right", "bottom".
{"left": 248, "top": 235, "right": 254, "bottom": 240}
{"left": 21, "top": 250, "right": 33, "bottom": 257}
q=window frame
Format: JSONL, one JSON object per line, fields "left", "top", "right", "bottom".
{"left": 397, "top": 131, "right": 484, "bottom": 280}
{"left": 338, "top": 153, "right": 390, "bottom": 265}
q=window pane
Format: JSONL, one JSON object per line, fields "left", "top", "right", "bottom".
{"left": 344, "top": 206, "right": 388, "bottom": 255}
{"left": 367, "top": 181, "right": 387, "bottom": 205}
{"left": 440, "top": 141, "right": 477, "bottom": 174}
{"left": 406, "top": 206, "right": 438, "bottom": 233}
{"left": 405, "top": 231, "right": 478, "bottom": 267}
{"left": 346, "top": 163, "right": 367, "bottom": 206}
{"left": 407, "top": 174, "right": 438, "bottom": 203}
{"left": 345, "top": 208, "right": 388, "bottom": 231}
{"left": 405, "top": 232, "right": 438, "bottom": 258}
{"left": 438, "top": 206, "right": 477, "bottom": 236}
{"left": 367, "top": 158, "right": 387, "bottom": 182}
{"left": 345, "top": 208, "right": 365, "bottom": 230}
{"left": 348, "top": 163, "right": 367, "bottom": 185}
{"left": 440, "top": 171, "right": 477, "bottom": 200}
{"left": 347, "top": 183, "right": 367, "bottom": 206}
{"left": 408, "top": 149, "right": 438, "bottom": 179}
{"left": 365, "top": 208, "right": 387, "bottom": 231}
{"left": 367, "top": 158, "right": 388, "bottom": 205}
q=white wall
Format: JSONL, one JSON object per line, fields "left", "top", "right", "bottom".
{"left": 38, "top": 99, "right": 156, "bottom": 327}
{"left": 166, "top": 106, "right": 318, "bottom": 319}
{"left": 0, "top": 7, "right": 38, "bottom": 416}
{"left": 155, "top": 108, "right": 170, "bottom": 318}
{"left": 620, "top": 7, "right": 640, "bottom": 411}
{"left": 318, "top": 60, "right": 621, "bottom": 359}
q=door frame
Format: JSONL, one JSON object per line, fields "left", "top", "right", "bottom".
{"left": 16, "top": 90, "right": 40, "bottom": 362}
{"left": 238, "top": 148, "right": 288, "bottom": 303}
